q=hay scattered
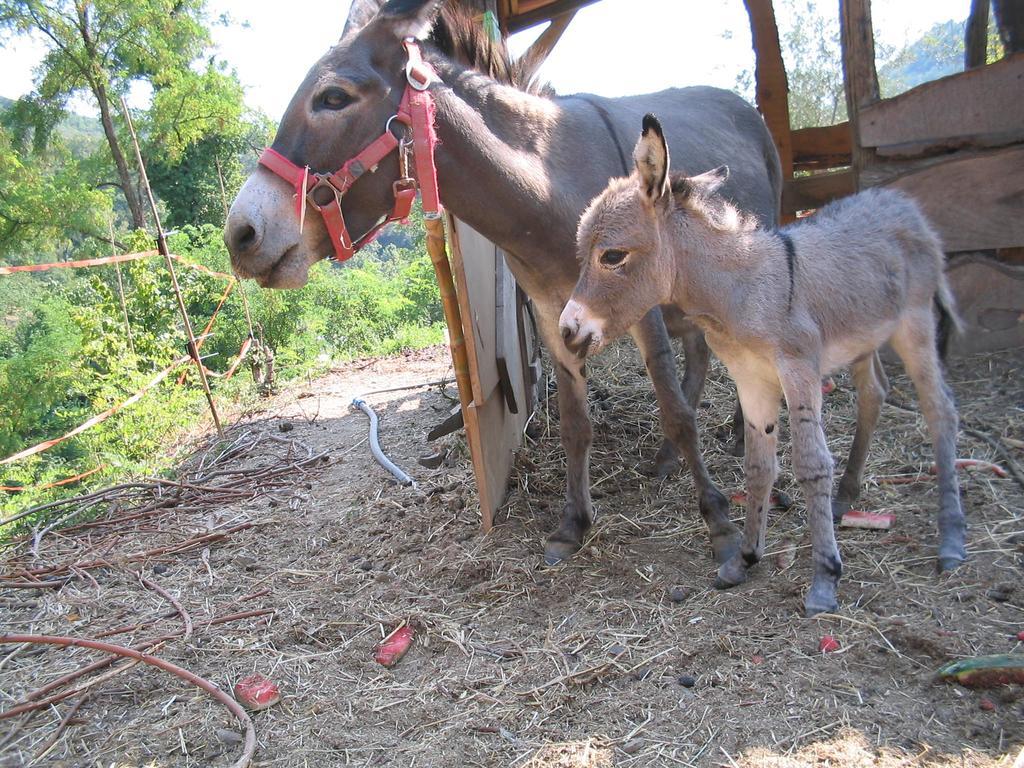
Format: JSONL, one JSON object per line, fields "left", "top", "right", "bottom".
{"left": 1, "top": 343, "right": 1021, "bottom": 767}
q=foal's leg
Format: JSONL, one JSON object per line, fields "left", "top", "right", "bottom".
{"left": 832, "top": 352, "right": 889, "bottom": 521}
{"left": 714, "top": 369, "right": 780, "bottom": 589}
{"left": 780, "top": 359, "right": 842, "bottom": 616}
{"left": 647, "top": 321, "right": 712, "bottom": 477}
{"left": 889, "top": 311, "right": 966, "bottom": 572}
{"left": 631, "top": 310, "right": 739, "bottom": 564}
{"left": 536, "top": 310, "right": 596, "bottom": 565}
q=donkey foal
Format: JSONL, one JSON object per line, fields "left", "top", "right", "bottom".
{"left": 560, "top": 115, "right": 966, "bottom": 616}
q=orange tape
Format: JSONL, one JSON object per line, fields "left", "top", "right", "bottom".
{"left": 0, "top": 250, "right": 234, "bottom": 281}
{"left": 0, "top": 356, "right": 190, "bottom": 466}
{"left": 1, "top": 465, "right": 106, "bottom": 493}
{"left": 223, "top": 337, "right": 253, "bottom": 380}
{"left": 0, "top": 250, "right": 158, "bottom": 275}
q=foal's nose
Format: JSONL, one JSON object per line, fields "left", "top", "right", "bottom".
{"left": 559, "top": 299, "right": 600, "bottom": 359}
{"left": 223, "top": 210, "right": 265, "bottom": 260}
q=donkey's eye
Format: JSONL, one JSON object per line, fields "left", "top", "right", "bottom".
{"left": 317, "top": 88, "right": 353, "bottom": 111}
{"left": 600, "top": 249, "right": 628, "bottom": 267}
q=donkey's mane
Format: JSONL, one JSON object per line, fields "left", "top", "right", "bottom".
{"left": 669, "top": 173, "right": 759, "bottom": 233}
{"left": 428, "top": 1, "right": 553, "bottom": 97}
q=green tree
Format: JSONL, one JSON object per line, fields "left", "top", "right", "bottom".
{"left": 0, "top": 0, "right": 213, "bottom": 228}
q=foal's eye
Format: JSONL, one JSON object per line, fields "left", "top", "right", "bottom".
{"left": 316, "top": 88, "right": 353, "bottom": 111}
{"left": 600, "top": 249, "right": 628, "bottom": 267}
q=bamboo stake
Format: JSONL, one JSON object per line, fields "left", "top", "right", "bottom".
{"left": 423, "top": 216, "right": 472, "bottom": 421}
{"left": 119, "top": 96, "right": 224, "bottom": 439}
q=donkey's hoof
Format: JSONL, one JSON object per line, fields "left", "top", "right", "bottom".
{"left": 641, "top": 440, "right": 680, "bottom": 478}
{"left": 710, "top": 528, "right": 741, "bottom": 566}
{"left": 544, "top": 535, "right": 582, "bottom": 566}
{"left": 937, "top": 554, "right": 966, "bottom": 573}
{"left": 714, "top": 555, "right": 748, "bottom": 590}
{"left": 729, "top": 435, "right": 745, "bottom": 458}
{"left": 831, "top": 499, "right": 852, "bottom": 523}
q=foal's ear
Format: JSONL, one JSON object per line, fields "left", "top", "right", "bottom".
{"left": 633, "top": 114, "right": 670, "bottom": 203}
{"left": 686, "top": 165, "right": 730, "bottom": 196}
{"left": 377, "top": 0, "right": 441, "bottom": 40}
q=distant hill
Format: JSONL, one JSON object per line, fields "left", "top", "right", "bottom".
{"left": 0, "top": 94, "right": 105, "bottom": 155}
{"left": 879, "top": 19, "right": 965, "bottom": 96}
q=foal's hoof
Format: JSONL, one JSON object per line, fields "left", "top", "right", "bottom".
{"left": 729, "top": 435, "right": 745, "bottom": 458}
{"left": 804, "top": 582, "right": 839, "bottom": 616}
{"left": 640, "top": 440, "right": 680, "bottom": 478}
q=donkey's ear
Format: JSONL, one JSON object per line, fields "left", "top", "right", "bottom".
{"left": 687, "top": 165, "right": 730, "bottom": 196}
{"left": 378, "top": 0, "right": 441, "bottom": 40}
{"left": 342, "top": 0, "right": 389, "bottom": 40}
{"left": 633, "top": 114, "right": 670, "bottom": 202}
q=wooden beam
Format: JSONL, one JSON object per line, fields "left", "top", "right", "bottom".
{"left": 519, "top": 10, "right": 576, "bottom": 74}
{"left": 859, "top": 52, "right": 1024, "bottom": 149}
{"left": 506, "top": 0, "right": 598, "bottom": 33}
{"left": 743, "top": 0, "right": 793, "bottom": 179}
{"left": 965, "top": 0, "right": 990, "bottom": 69}
{"left": 782, "top": 169, "right": 855, "bottom": 215}
{"left": 868, "top": 145, "right": 1024, "bottom": 252}
{"left": 791, "top": 123, "right": 852, "bottom": 169}
{"left": 839, "top": 0, "right": 880, "bottom": 187}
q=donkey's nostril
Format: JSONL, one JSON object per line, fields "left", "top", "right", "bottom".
{"left": 233, "top": 224, "right": 258, "bottom": 253}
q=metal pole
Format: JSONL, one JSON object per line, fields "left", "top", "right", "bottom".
{"left": 119, "top": 96, "right": 225, "bottom": 439}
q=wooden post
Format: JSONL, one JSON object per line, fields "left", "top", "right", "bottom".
{"left": 119, "top": 97, "right": 225, "bottom": 439}
{"left": 839, "top": 0, "right": 880, "bottom": 188}
{"left": 966, "top": 0, "right": 991, "bottom": 69}
{"left": 743, "top": 0, "right": 794, "bottom": 182}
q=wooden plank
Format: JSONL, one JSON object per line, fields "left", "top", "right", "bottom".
{"left": 495, "top": 249, "right": 519, "bottom": 414}
{"left": 859, "top": 53, "right": 1024, "bottom": 149}
{"left": 839, "top": 0, "right": 880, "bottom": 185}
{"left": 871, "top": 144, "right": 1024, "bottom": 252}
{"left": 519, "top": 10, "right": 575, "bottom": 73}
{"left": 792, "top": 123, "right": 852, "bottom": 169}
{"left": 744, "top": 0, "right": 793, "bottom": 180}
{"left": 449, "top": 218, "right": 500, "bottom": 405}
{"left": 782, "top": 169, "right": 855, "bottom": 215}
{"left": 946, "top": 254, "right": 1024, "bottom": 354}
{"left": 873, "top": 128, "right": 1024, "bottom": 160}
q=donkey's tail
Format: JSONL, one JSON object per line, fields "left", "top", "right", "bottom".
{"left": 934, "top": 275, "right": 964, "bottom": 361}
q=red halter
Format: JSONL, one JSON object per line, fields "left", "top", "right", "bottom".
{"left": 258, "top": 40, "right": 442, "bottom": 262}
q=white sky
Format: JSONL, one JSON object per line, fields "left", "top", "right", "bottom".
{"left": 0, "top": 0, "right": 972, "bottom": 122}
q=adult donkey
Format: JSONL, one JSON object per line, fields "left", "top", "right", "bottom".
{"left": 223, "top": 0, "right": 782, "bottom": 565}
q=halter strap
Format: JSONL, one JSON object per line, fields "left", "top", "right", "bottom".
{"left": 257, "top": 40, "right": 441, "bottom": 262}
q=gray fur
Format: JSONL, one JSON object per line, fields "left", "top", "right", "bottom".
{"left": 224, "top": 0, "right": 782, "bottom": 565}
{"left": 562, "top": 117, "right": 967, "bottom": 616}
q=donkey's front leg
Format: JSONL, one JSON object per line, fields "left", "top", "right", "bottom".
{"left": 714, "top": 367, "right": 780, "bottom": 589}
{"left": 631, "top": 310, "right": 739, "bottom": 564}
{"left": 539, "top": 313, "right": 595, "bottom": 565}
{"left": 781, "top": 359, "right": 841, "bottom": 616}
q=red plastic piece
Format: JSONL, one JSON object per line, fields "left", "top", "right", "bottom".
{"left": 1016, "top": 631, "right": 1024, "bottom": 642}
{"left": 233, "top": 674, "right": 281, "bottom": 711}
{"left": 979, "top": 697, "right": 996, "bottom": 711}
{"left": 840, "top": 510, "right": 895, "bottom": 530}
{"left": 375, "top": 625, "right": 414, "bottom": 668}
{"left": 819, "top": 635, "right": 840, "bottom": 653}
{"left": 821, "top": 377, "right": 836, "bottom": 395}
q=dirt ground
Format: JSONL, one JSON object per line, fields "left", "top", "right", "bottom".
{"left": 1, "top": 341, "right": 1022, "bottom": 768}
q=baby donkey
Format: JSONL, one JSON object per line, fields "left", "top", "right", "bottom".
{"left": 560, "top": 114, "right": 966, "bottom": 616}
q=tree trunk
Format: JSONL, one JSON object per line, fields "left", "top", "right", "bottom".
{"left": 93, "top": 79, "right": 147, "bottom": 230}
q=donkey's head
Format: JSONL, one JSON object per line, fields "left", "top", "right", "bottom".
{"left": 224, "top": 0, "right": 442, "bottom": 288}
{"left": 560, "top": 114, "right": 729, "bottom": 358}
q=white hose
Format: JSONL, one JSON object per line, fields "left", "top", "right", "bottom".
{"left": 351, "top": 398, "right": 414, "bottom": 487}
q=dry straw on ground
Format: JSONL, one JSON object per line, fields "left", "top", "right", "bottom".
{"left": 1, "top": 343, "right": 1022, "bottom": 767}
